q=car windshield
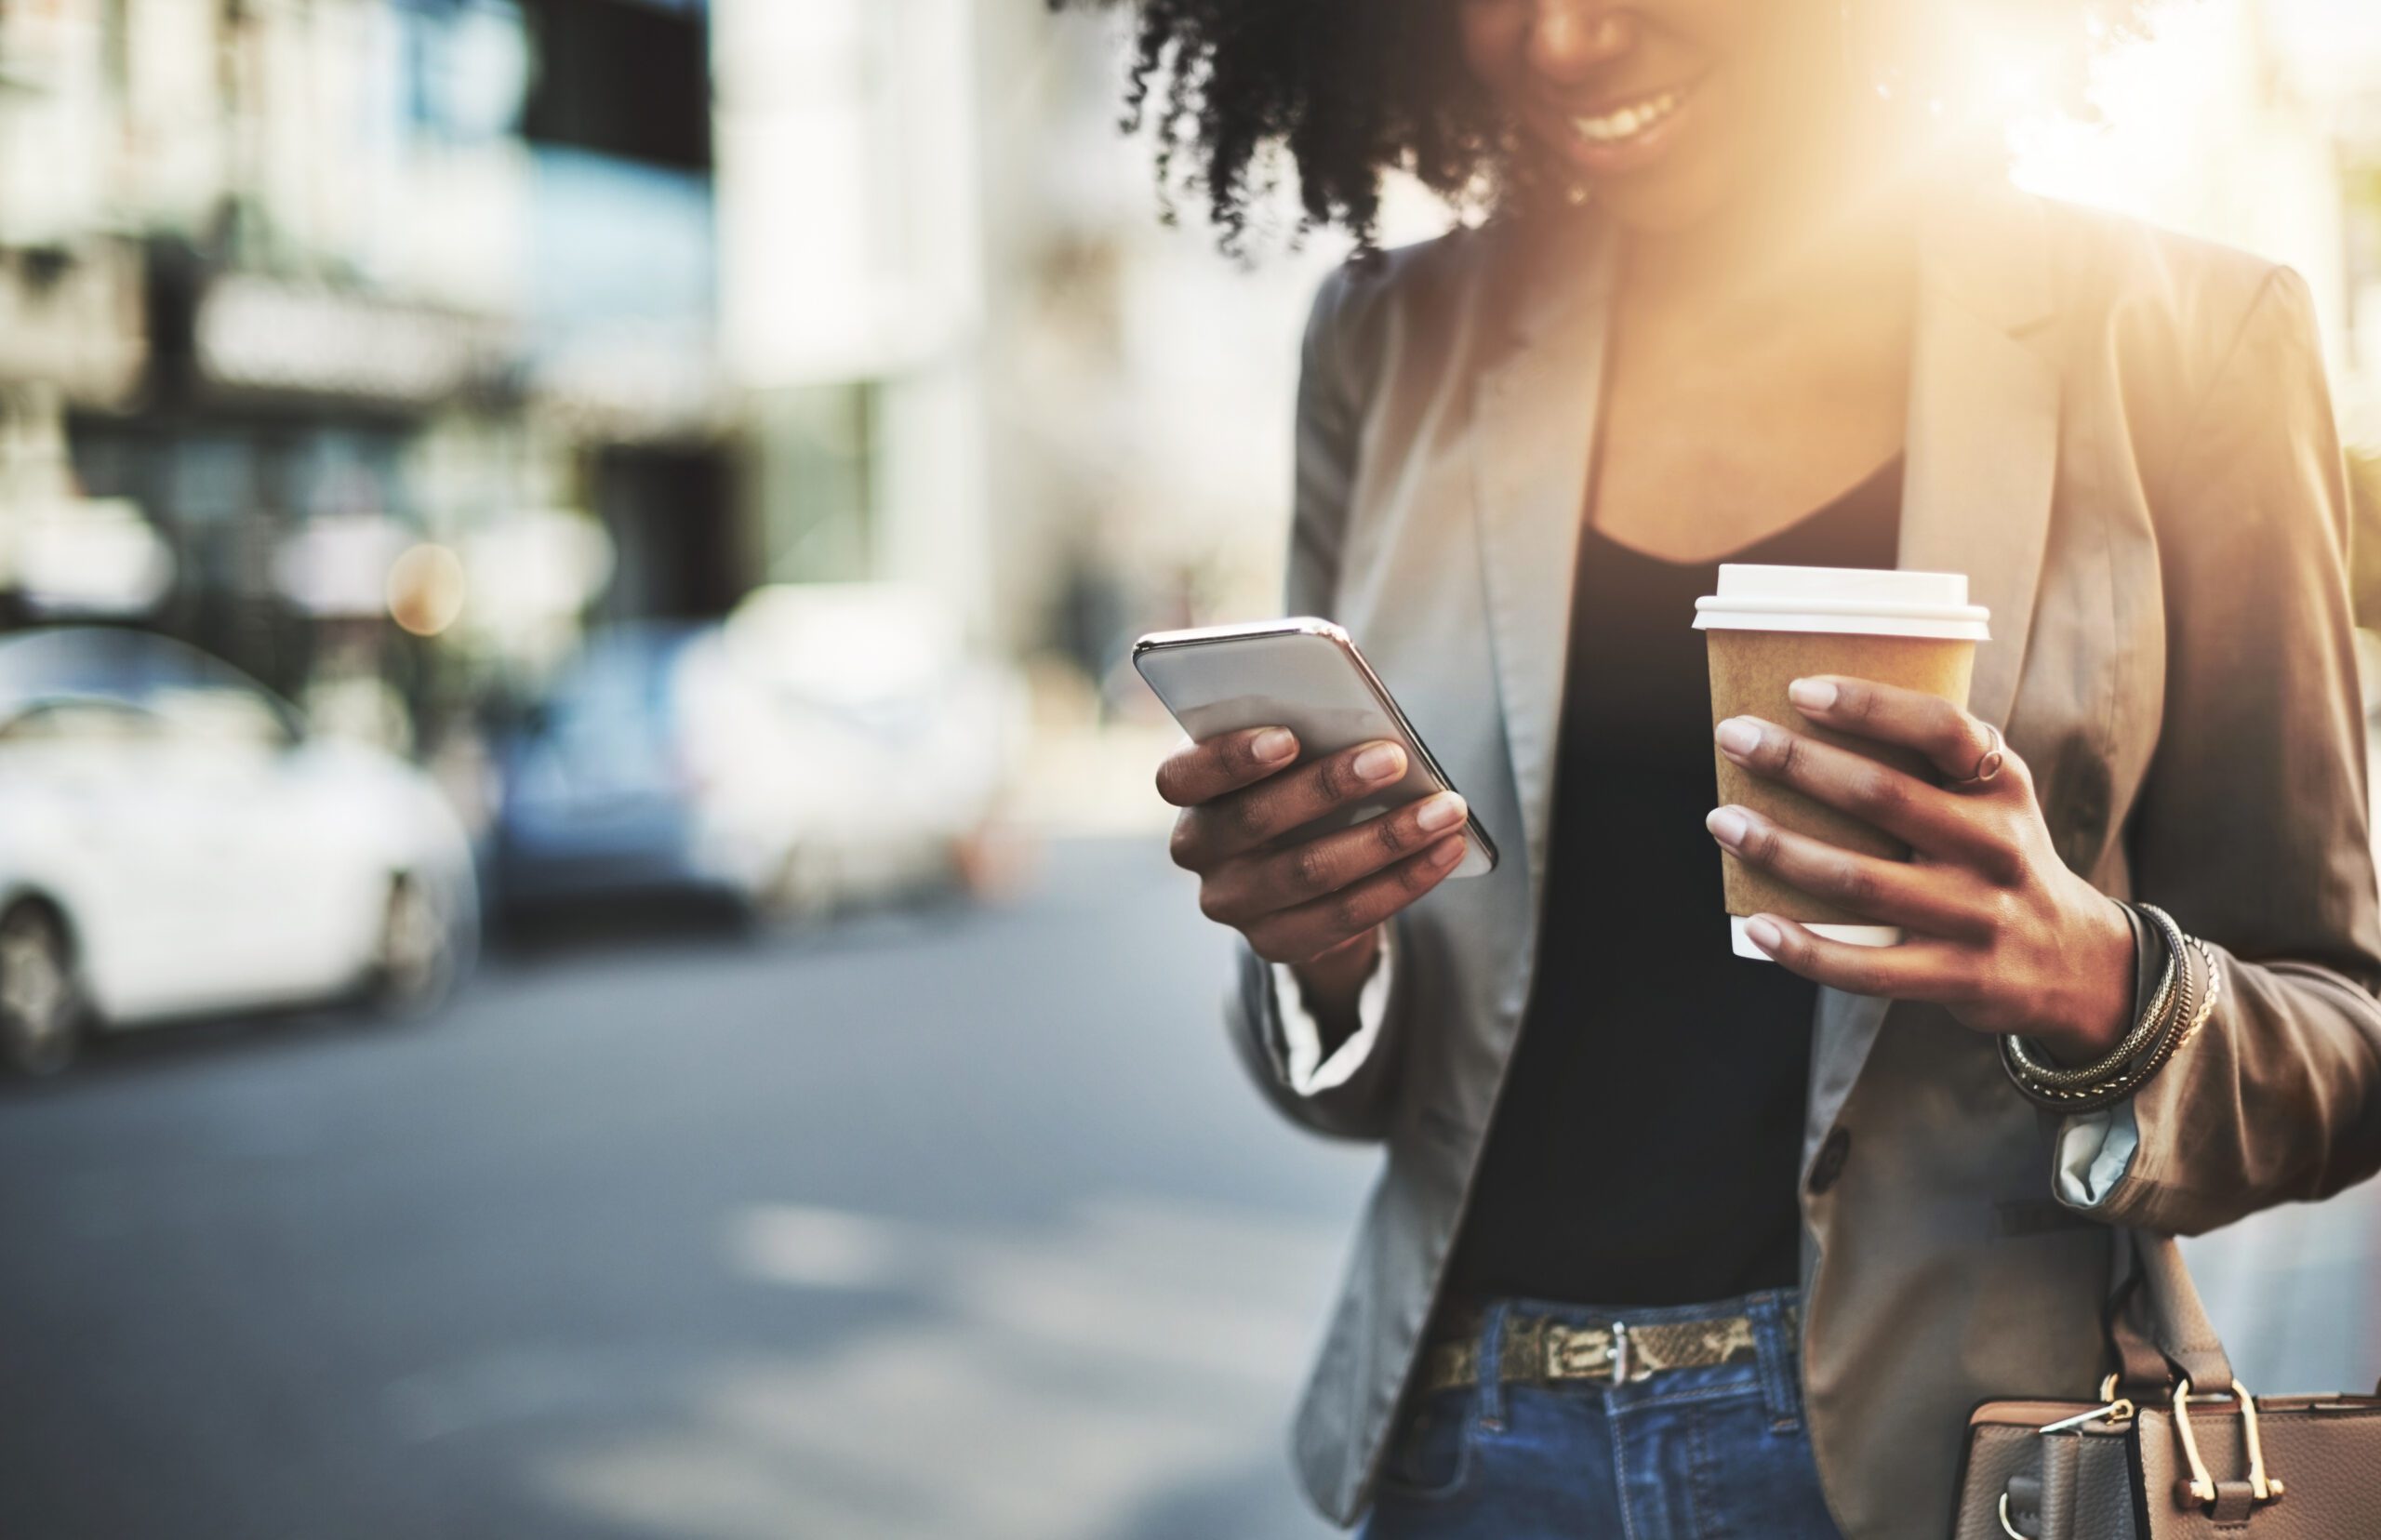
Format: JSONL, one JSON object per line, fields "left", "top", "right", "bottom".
{"left": 535, "top": 628, "right": 699, "bottom": 763}
{"left": 0, "top": 629, "right": 294, "bottom": 744}
{"left": 551, "top": 643, "right": 672, "bottom": 724}
{"left": 0, "top": 697, "right": 162, "bottom": 746}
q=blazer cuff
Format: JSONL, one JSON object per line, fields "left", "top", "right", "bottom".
{"left": 2052, "top": 899, "right": 2170, "bottom": 1210}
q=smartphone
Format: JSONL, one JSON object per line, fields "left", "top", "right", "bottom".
{"left": 1131, "top": 617, "right": 1498, "bottom": 878}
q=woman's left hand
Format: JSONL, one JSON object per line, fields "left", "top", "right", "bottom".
{"left": 1706, "top": 673, "right": 2135, "bottom": 1062}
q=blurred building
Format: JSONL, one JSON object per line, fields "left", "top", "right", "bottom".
{"left": 0, "top": 0, "right": 731, "bottom": 759}
{"left": 9, "top": 0, "right": 2381, "bottom": 762}
{"left": 711, "top": 0, "right": 989, "bottom": 619}
{"left": 709, "top": 0, "right": 1357, "bottom": 718}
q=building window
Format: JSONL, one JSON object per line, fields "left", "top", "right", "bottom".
{"left": 519, "top": 0, "right": 710, "bottom": 172}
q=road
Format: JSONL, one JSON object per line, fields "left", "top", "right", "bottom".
{"left": 3, "top": 835, "right": 2375, "bottom": 1540}
{"left": 0, "top": 839, "right": 1372, "bottom": 1540}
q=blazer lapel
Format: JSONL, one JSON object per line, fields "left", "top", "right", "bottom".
{"left": 1896, "top": 185, "right": 2061, "bottom": 735}
{"left": 1808, "top": 182, "right": 2064, "bottom": 1154}
{"left": 1470, "top": 213, "right": 1621, "bottom": 927}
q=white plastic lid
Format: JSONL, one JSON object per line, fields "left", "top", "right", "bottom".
{"left": 1693, "top": 564, "right": 1990, "bottom": 641}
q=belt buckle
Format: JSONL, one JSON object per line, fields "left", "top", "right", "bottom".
{"left": 1543, "top": 1321, "right": 1609, "bottom": 1383}
{"left": 1548, "top": 1319, "right": 1644, "bottom": 1386}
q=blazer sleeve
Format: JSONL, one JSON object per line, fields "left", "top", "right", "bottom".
{"left": 1220, "top": 263, "right": 1418, "bottom": 1144}
{"left": 2057, "top": 266, "right": 2381, "bottom": 1233}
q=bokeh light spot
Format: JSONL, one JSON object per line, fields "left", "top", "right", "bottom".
{"left": 388, "top": 543, "right": 469, "bottom": 637}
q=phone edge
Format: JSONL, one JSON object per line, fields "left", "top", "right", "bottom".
{"left": 1336, "top": 631, "right": 1502, "bottom": 876}
{"left": 1130, "top": 616, "right": 1348, "bottom": 662}
{"left": 1130, "top": 618, "right": 1500, "bottom": 875}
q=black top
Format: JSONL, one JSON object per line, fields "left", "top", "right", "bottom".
{"left": 1446, "top": 456, "right": 1904, "bottom": 1308}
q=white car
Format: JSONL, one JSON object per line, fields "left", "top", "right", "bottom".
{"left": 0, "top": 628, "right": 478, "bottom": 1074}
{"left": 695, "top": 584, "right": 1027, "bottom": 917}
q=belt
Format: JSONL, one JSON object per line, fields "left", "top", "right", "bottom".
{"left": 1418, "top": 1303, "right": 1795, "bottom": 1395}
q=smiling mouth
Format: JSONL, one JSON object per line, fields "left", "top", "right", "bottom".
{"left": 1567, "top": 83, "right": 1695, "bottom": 147}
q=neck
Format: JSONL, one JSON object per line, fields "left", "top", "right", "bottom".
{"left": 1618, "top": 104, "right": 1922, "bottom": 323}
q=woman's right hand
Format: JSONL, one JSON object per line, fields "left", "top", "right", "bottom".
{"left": 1155, "top": 726, "right": 1469, "bottom": 1020}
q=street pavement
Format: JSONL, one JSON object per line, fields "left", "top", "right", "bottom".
{"left": 3, "top": 834, "right": 2375, "bottom": 1539}
{"left": 0, "top": 838, "right": 1372, "bottom": 1540}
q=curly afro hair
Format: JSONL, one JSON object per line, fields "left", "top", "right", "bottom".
{"left": 1063, "top": 0, "right": 2149, "bottom": 251}
{"left": 1054, "top": 0, "right": 1505, "bottom": 250}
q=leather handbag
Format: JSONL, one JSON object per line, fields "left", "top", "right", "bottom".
{"left": 1951, "top": 1231, "right": 2381, "bottom": 1538}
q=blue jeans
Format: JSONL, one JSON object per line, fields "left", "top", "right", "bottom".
{"left": 1360, "top": 1288, "right": 1844, "bottom": 1540}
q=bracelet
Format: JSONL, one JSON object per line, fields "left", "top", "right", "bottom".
{"left": 2013, "top": 953, "right": 2196, "bottom": 1108}
{"left": 2000, "top": 1004, "right": 2180, "bottom": 1109}
{"left": 2003, "top": 902, "right": 2189, "bottom": 1088}
{"left": 2003, "top": 901, "right": 2185, "bottom": 1089}
{"left": 2002, "top": 903, "right": 2196, "bottom": 1107}
{"left": 2000, "top": 903, "right": 2205, "bottom": 1111}
{"left": 2175, "top": 933, "right": 2224, "bottom": 1050}
{"left": 2001, "top": 904, "right": 2206, "bottom": 1109}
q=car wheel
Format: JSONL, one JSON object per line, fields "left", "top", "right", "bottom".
{"left": 372, "top": 875, "right": 457, "bottom": 1018}
{"left": 0, "top": 904, "right": 85, "bottom": 1077}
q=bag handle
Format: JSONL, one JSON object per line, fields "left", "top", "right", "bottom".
{"left": 2108, "top": 1229, "right": 2234, "bottom": 1393}
{"left": 2109, "top": 1234, "right": 2305, "bottom": 1520}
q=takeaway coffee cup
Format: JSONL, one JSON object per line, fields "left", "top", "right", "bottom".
{"left": 1694, "top": 564, "right": 1991, "bottom": 961}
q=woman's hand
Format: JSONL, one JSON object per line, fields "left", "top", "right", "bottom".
{"left": 1705, "top": 675, "right": 2136, "bottom": 1062}
{"left": 1155, "top": 727, "right": 1469, "bottom": 1018}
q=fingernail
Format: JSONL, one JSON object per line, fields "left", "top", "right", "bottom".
{"left": 1788, "top": 677, "right": 1838, "bottom": 711}
{"left": 1417, "top": 792, "right": 1467, "bottom": 832}
{"left": 1253, "top": 727, "right": 1297, "bottom": 763}
{"left": 1705, "top": 806, "right": 1748, "bottom": 847}
{"left": 1714, "top": 718, "right": 1762, "bottom": 757}
{"left": 1430, "top": 833, "right": 1466, "bottom": 866}
{"left": 1746, "top": 916, "right": 1784, "bottom": 953}
{"left": 1354, "top": 742, "right": 1406, "bottom": 781}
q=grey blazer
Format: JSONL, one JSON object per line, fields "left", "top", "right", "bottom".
{"left": 1224, "top": 181, "right": 2381, "bottom": 1537}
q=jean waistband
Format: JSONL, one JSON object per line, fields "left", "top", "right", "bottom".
{"left": 1438, "top": 1284, "right": 1801, "bottom": 1338}
{"left": 1423, "top": 1287, "right": 1806, "bottom": 1422}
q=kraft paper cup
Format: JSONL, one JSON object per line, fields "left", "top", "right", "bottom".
{"left": 1694, "top": 564, "right": 1990, "bottom": 961}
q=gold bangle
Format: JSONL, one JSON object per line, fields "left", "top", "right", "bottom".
{"left": 2175, "top": 935, "right": 2223, "bottom": 1051}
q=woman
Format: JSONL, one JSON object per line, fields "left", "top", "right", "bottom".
{"left": 1111, "top": 1, "right": 2381, "bottom": 1536}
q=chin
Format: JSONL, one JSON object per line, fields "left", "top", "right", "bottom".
{"left": 1581, "top": 168, "right": 1736, "bottom": 237}
{"left": 1529, "top": 126, "right": 1743, "bottom": 237}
